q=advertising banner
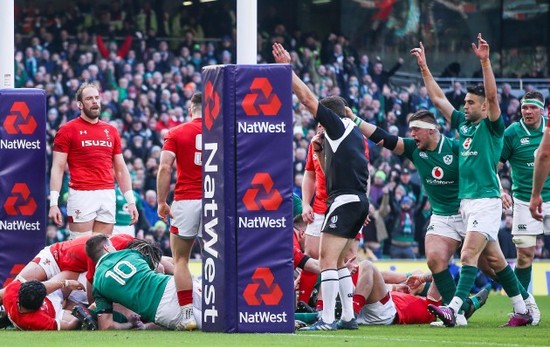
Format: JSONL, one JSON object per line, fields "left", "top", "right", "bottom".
{"left": 0, "top": 89, "right": 46, "bottom": 287}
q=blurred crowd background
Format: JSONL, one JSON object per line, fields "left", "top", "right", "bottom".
{"left": 13, "top": 0, "right": 549, "bottom": 260}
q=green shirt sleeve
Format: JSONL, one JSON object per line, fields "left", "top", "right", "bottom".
{"left": 450, "top": 109, "right": 464, "bottom": 130}
{"left": 402, "top": 138, "right": 416, "bottom": 160}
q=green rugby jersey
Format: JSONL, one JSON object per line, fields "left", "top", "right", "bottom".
{"left": 501, "top": 118, "right": 550, "bottom": 202}
{"left": 115, "top": 188, "right": 141, "bottom": 226}
{"left": 93, "top": 249, "right": 170, "bottom": 322}
{"left": 451, "top": 110, "right": 504, "bottom": 199}
{"left": 403, "top": 136, "right": 460, "bottom": 216}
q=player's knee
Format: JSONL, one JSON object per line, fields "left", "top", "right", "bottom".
{"left": 426, "top": 252, "right": 448, "bottom": 272}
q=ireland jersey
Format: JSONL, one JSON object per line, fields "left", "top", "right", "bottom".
{"left": 93, "top": 249, "right": 170, "bottom": 322}
{"left": 501, "top": 118, "right": 550, "bottom": 202}
{"left": 402, "top": 136, "right": 460, "bottom": 216}
{"left": 115, "top": 188, "right": 141, "bottom": 226}
{"left": 451, "top": 110, "right": 504, "bottom": 199}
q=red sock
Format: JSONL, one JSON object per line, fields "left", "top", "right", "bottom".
{"left": 316, "top": 299, "right": 324, "bottom": 311}
{"left": 177, "top": 290, "right": 193, "bottom": 306}
{"left": 298, "top": 270, "right": 318, "bottom": 303}
{"left": 351, "top": 270, "right": 359, "bottom": 286}
{"left": 353, "top": 294, "right": 366, "bottom": 315}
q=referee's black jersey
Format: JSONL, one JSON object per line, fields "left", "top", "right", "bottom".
{"left": 316, "top": 103, "right": 369, "bottom": 202}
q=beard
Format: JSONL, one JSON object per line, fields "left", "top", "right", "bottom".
{"left": 83, "top": 105, "right": 101, "bottom": 119}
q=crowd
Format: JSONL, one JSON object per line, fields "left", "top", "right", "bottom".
{"left": 12, "top": 1, "right": 550, "bottom": 261}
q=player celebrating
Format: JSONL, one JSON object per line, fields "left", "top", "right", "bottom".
{"left": 49, "top": 82, "right": 138, "bottom": 239}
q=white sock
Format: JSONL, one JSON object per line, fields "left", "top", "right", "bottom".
{"left": 320, "top": 269, "right": 339, "bottom": 324}
{"left": 449, "top": 296, "right": 463, "bottom": 313}
{"left": 338, "top": 267, "right": 355, "bottom": 322}
{"left": 510, "top": 294, "right": 528, "bottom": 314}
{"left": 69, "top": 230, "right": 92, "bottom": 240}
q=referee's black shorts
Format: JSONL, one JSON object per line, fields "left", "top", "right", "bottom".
{"left": 322, "top": 193, "right": 369, "bottom": 239}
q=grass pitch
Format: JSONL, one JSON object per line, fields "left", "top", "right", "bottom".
{"left": 1, "top": 295, "right": 548, "bottom": 347}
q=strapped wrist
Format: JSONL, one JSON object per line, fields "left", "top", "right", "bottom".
{"left": 124, "top": 190, "right": 136, "bottom": 205}
{"left": 49, "top": 191, "right": 60, "bottom": 207}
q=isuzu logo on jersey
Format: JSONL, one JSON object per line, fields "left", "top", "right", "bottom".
{"left": 432, "top": 166, "right": 444, "bottom": 179}
{"left": 81, "top": 139, "right": 113, "bottom": 148}
{"left": 463, "top": 138, "right": 472, "bottom": 149}
{"left": 443, "top": 155, "right": 453, "bottom": 165}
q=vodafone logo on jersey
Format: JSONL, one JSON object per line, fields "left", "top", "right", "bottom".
{"left": 243, "top": 267, "right": 283, "bottom": 306}
{"left": 204, "top": 81, "right": 221, "bottom": 131}
{"left": 432, "top": 166, "right": 444, "bottom": 179}
{"left": 2, "top": 101, "right": 37, "bottom": 135}
{"left": 463, "top": 137, "right": 472, "bottom": 149}
{"left": 241, "top": 78, "right": 281, "bottom": 117}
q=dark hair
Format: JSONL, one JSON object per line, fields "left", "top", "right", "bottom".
{"left": 320, "top": 95, "right": 347, "bottom": 118}
{"left": 408, "top": 110, "right": 438, "bottom": 125}
{"left": 467, "top": 85, "right": 485, "bottom": 98}
{"left": 75, "top": 82, "right": 100, "bottom": 102}
{"left": 127, "top": 239, "right": 162, "bottom": 270}
{"left": 522, "top": 91, "right": 544, "bottom": 104}
{"left": 85, "top": 234, "right": 110, "bottom": 263}
{"left": 190, "top": 92, "right": 202, "bottom": 117}
{"left": 19, "top": 280, "right": 47, "bottom": 311}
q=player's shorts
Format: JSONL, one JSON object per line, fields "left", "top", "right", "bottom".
{"left": 460, "top": 198, "right": 501, "bottom": 241}
{"left": 113, "top": 225, "right": 136, "bottom": 237}
{"left": 305, "top": 213, "right": 324, "bottom": 237}
{"left": 46, "top": 290, "right": 64, "bottom": 330}
{"left": 67, "top": 189, "right": 116, "bottom": 224}
{"left": 356, "top": 291, "right": 396, "bottom": 325}
{"left": 33, "top": 247, "right": 60, "bottom": 279}
{"left": 155, "top": 277, "right": 201, "bottom": 330}
{"left": 170, "top": 200, "right": 202, "bottom": 239}
{"left": 425, "top": 214, "right": 466, "bottom": 242}
{"left": 321, "top": 194, "right": 369, "bottom": 239}
{"left": 512, "top": 198, "right": 546, "bottom": 237}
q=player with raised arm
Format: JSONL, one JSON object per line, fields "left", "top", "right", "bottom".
{"left": 273, "top": 43, "right": 369, "bottom": 331}
{"left": 411, "top": 35, "right": 536, "bottom": 327}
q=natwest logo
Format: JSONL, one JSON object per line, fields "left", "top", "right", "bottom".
{"left": 204, "top": 81, "right": 220, "bottom": 131}
{"left": 242, "top": 173, "right": 282, "bottom": 211}
{"left": 3, "top": 183, "right": 37, "bottom": 216}
{"left": 3, "top": 101, "right": 37, "bottom": 135}
{"left": 243, "top": 267, "right": 283, "bottom": 306}
{"left": 242, "top": 78, "right": 281, "bottom": 116}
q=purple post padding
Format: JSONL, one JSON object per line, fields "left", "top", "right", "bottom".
{"left": 0, "top": 89, "right": 47, "bottom": 287}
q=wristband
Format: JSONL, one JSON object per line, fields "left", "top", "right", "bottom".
{"left": 353, "top": 117, "right": 363, "bottom": 127}
{"left": 405, "top": 272, "right": 412, "bottom": 278}
{"left": 49, "top": 191, "right": 60, "bottom": 207}
{"left": 61, "top": 280, "right": 69, "bottom": 288}
{"left": 124, "top": 190, "right": 136, "bottom": 205}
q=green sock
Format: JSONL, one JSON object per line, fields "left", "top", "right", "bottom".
{"left": 495, "top": 265, "right": 521, "bottom": 298}
{"left": 455, "top": 265, "right": 477, "bottom": 302}
{"left": 432, "top": 269, "right": 456, "bottom": 305}
{"left": 514, "top": 265, "right": 532, "bottom": 292}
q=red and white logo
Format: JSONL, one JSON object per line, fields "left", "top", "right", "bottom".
{"left": 3, "top": 183, "right": 37, "bottom": 216}
{"left": 3, "top": 101, "right": 37, "bottom": 135}
{"left": 243, "top": 267, "right": 283, "bottom": 306}
{"left": 241, "top": 78, "right": 281, "bottom": 116}
{"left": 432, "top": 166, "right": 444, "bottom": 180}
{"left": 463, "top": 137, "right": 472, "bottom": 150}
{"left": 242, "top": 173, "right": 283, "bottom": 211}
{"left": 204, "top": 81, "right": 221, "bottom": 131}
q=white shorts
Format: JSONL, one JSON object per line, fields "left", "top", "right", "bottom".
{"left": 113, "top": 225, "right": 136, "bottom": 237}
{"left": 460, "top": 198, "right": 501, "bottom": 241}
{"left": 67, "top": 273, "right": 89, "bottom": 305}
{"left": 425, "top": 214, "right": 466, "bottom": 242}
{"left": 67, "top": 189, "right": 116, "bottom": 224}
{"left": 356, "top": 292, "right": 396, "bottom": 325}
{"left": 46, "top": 290, "right": 64, "bottom": 330}
{"left": 304, "top": 213, "right": 325, "bottom": 237}
{"left": 512, "top": 198, "right": 546, "bottom": 236}
{"left": 170, "top": 200, "right": 202, "bottom": 239}
{"left": 155, "top": 277, "right": 201, "bottom": 330}
{"left": 35, "top": 247, "right": 61, "bottom": 279}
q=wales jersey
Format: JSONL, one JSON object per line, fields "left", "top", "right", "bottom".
{"left": 501, "top": 118, "right": 550, "bottom": 202}
{"left": 451, "top": 110, "right": 504, "bottom": 199}
{"left": 115, "top": 188, "right": 141, "bottom": 226}
{"left": 93, "top": 249, "right": 170, "bottom": 322}
{"left": 402, "top": 136, "right": 460, "bottom": 216}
